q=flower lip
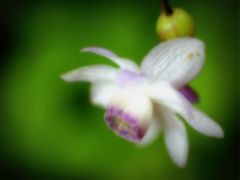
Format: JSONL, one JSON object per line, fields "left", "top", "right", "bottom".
{"left": 105, "top": 106, "right": 144, "bottom": 142}
{"left": 104, "top": 89, "right": 153, "bottom": 142}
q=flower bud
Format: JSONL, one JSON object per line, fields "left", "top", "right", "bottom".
{"left": 156, "top": 8, "right": 195, "bottom": 41}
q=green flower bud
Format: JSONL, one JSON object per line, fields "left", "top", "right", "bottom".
{"left": 156, "top": 8, "right": 195, "bottom": 41}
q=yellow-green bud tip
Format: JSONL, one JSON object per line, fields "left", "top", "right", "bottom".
{"left": 156, "top": 8, "right": 195, "bottom": 42}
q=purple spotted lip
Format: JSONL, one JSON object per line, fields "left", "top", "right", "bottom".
{"left": 104, "top": 106, "right": 146, "bottom": 142}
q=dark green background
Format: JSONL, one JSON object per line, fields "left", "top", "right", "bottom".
{"left": 0, "top": 0, "right": 238, "bottom": 179}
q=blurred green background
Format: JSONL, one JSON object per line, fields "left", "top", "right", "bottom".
{"left": 0, "top": 0, "right": 238, "bottom": 179}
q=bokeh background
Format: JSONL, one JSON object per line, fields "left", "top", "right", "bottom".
{"left": 0, "top": 0, "right": 238, "bottom": 179}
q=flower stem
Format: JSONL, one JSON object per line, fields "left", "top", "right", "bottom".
{"left": 161, "top": 0, "right": 173, "bottom": 16}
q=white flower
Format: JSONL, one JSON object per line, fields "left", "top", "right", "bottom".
{"left": 61, "top": 37, "right": 223, "bottom": 167}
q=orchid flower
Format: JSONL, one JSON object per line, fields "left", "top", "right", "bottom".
{"left": 61, "top": 37, "right": 223, "bottom": 167}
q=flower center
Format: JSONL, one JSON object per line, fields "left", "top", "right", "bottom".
{"left": 116, "top": 119, "right": 135, "bottom": 135}
{"left": 116, "top": 119, "right": 128, "bottom": 133}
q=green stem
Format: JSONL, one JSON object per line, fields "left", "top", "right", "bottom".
{"left": 162, "top": 0, "right": 173, "bottom": 16}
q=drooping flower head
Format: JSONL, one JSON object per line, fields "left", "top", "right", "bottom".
{"left": 61, "top": 38, "right": 223, "bottom": 167}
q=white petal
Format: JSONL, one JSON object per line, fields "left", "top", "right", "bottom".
{"left": 179, "top": 106, "right": 224, "bottom": 138}
{"left": 137, "top": 115, "right": 161, "bottom": 146}
{"left": 148, "top": 82, "right": 223, "bottom": 138}
{"left": 61, "top": 65, "right": 117, "bottom": 82}
{"left": 140, "top": 38, "right": 205, "bottom": 88}
{"left": 90, "top": 82, "right": 119, "bottom": 108}
{"left": 158, "top": 107, "right": 188, "bottom": 167}
{"left": 81, "top": 47, "right": 140, "bottom": 73}
{"left": 147, "top": 82, "right": 192, "bottom": 117}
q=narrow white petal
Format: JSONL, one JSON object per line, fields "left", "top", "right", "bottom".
{"left": 148, "top": 82, "right": 223, "bottom": 138}
{"left": 140, "top": 38, "right": 205, "bottom": 88}
{"left": 90, "top": 82, "right": 119, "bottom": 108}
{"left": 158, "top": 107, "right": 188, "bottom": 167}
{"left": 147, "top": 82, "right": 192, "bottom": 117}
{"left": 137, "top": 115, "right": 161, "bottom": 146}
{"left": 81, "top": 47, "right": 140, "bottom": 73}
{"left": 179, "top": 106, "right": 224, "bottom": 138}
{"left": 61, "top": 65, "right": 117, "bottom": 82}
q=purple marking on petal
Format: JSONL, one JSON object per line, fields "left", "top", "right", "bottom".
{"left": 136, "top": 127, "right": 146, "bottom": 140}
{"left": 131, "top": 126, "right": 138, "bottom": 131}
{"left": 104, "top": 113, "right": 115, "bottom": 124}
{"left": 118, "top": 128, "right": 130, "bottom": 137}
{"left": 116, "top": 70, "right": 149, "bottom": 88}
{"left": 116, "top": 111, "right": 124, "bottom": 121}
{"left": 122, "top": 113, "right": 139, "bottom": 126}
{"left": 107, "top": 106, "right": 121, "bottom": 116}
{"left": 81, "top": 47, "right": 118, "bottom": 58}
{"left": 178, "top": 85, "right": 199, "bottom": 103}
{"left": 107, "top": 123, "right": 118, "bottom": 131}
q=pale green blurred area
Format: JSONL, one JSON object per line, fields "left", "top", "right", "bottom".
{"left": 1, "top": 0, "right": 238, "bottom": 179}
